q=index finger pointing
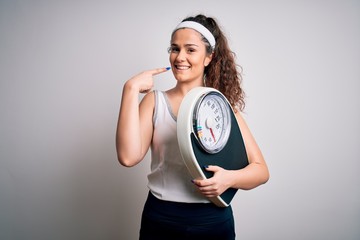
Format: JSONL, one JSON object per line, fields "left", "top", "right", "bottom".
{"left": 149, "top": 67, "right": 171, "bottom": 76}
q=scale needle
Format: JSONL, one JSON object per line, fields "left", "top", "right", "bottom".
{"left": 210, "top": 128, "right": 216, "bottom": 142}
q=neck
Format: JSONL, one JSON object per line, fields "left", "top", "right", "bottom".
{"left": 174, "top": 82, "right": 204, "bottom": 96}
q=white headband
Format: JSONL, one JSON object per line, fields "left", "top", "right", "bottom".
{"left": 173, "top": 21, "right": 216, "bottom": 49}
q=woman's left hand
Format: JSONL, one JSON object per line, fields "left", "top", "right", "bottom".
{"left": 192, "top": 166, "right": 232, "bottom": 198}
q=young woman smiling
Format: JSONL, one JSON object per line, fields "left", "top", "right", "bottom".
{"left": 116, "top": 14, "right": 269, "bottom": 240}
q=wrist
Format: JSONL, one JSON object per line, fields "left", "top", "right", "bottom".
{"left": 124, "top": 80, "right": 140, "bottom": 93}
{"left": 226, "top": 170, "right": 238, "bottom": 189}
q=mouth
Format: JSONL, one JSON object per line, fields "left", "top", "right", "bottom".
{"left": 174, "top": 64, "right": 191, "bottom": 70}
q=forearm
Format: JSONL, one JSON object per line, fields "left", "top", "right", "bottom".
{"left": 229, "top": 162, "right": 269, "bottom": 190}
{"left": 193, "top": 161, "right": 269, "bottom": 198}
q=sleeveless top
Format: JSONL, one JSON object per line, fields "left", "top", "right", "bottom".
{"left": 147, "top": 90, "right": 209, "bottom": 203}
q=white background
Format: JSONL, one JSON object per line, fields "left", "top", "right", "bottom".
{"left": 1, "top": 0, "right": 359, "bottom": 239}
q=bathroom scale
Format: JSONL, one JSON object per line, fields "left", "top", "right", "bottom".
{"left": 177, "top": 87, "right": 249, "bottom": 207}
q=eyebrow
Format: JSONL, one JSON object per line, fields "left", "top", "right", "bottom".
{"left": 171, "top": 43, "right": 200, "bottom": 48}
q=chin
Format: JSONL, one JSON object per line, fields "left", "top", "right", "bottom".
{"left": 174, "top": 73, "right": 190, "bottom": 82}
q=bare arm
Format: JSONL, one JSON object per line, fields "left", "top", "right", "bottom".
{"left": 193, "top": 111, "right": 270, "bottom": 196}
{"left": 228, "top": 112, "right": 270, "bottom": 189}
{"left": 116, "top": 68, "right": 169, "bottom": 167}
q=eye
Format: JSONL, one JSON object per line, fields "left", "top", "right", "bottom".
{"left": 168, "top": 46, "right": 180, "bottom": 53}
{"left": 187, "top": 48, "right": 196, "bottom": 53}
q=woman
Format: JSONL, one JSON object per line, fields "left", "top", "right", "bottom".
{"left": 116, "top": 14, "right": 269, "bottom": 240}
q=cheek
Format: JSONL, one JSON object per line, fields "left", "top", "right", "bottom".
{"left": 169, "top": 54, "right": 175, "bottom": 64}
{"left": 195, "top": 56, "right": 207, "bottom": 67}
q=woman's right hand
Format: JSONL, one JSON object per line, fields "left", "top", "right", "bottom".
{"left": 125, "top": 67, "right": 170, "bottom": 93}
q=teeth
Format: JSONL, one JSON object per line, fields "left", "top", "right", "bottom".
{"left": 176, "top": 65, "right": 190, "bottom": 70}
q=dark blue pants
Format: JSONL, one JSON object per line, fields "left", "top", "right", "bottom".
{"left": 139, "top": 192, "right": 235, "bottom": 240}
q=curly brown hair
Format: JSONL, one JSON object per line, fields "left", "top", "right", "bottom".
{"left": 180, "top": 14, "right": 245, "bottom": 112}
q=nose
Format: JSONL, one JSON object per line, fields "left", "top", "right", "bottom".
{"left": 175, "top": 49, "right": 187, "bottom": 62}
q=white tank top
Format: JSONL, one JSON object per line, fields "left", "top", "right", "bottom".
{"left": 147, "top": 91, "right": 209, "bottom": 203}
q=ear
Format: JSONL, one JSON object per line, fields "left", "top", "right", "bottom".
{"left": 204, "top": 53, "right": 213, "bottom": 67}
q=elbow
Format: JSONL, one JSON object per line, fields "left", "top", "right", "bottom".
{"left": 256, "top": 158, "right": 270, "bottom": 185}
{"left": 116, "top": 142, "right": 143, "bottom": 167}
{"left": 118, "top": 159, "right": 136, "bottom": 168}
{"left": 116, "top": 152, "right": 140, "bottom": 168}
{"left": 243, "top": 165, "right": 270, "bottom": 190}
{"left": 262, "top": 171, "right": 270, "bottom": 185}
{"left": 259, "top": 165, "right": 270, "bottom": 185}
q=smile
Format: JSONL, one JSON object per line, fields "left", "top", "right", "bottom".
{"left": 175, "top": 65, "right": 191, "bottom": 70}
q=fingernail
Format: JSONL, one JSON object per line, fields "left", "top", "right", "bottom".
{"left": 166, "top": 67, "right": 171, "bottom": 70}
{"left": 203, "top": 165, "right": 209, "bottom": 169}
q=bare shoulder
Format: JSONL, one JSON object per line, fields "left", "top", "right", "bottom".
{"left": 139, "top": 91, "right": 157, "bottom": 123}
{"left": 140, "top": 91, "right": 156, "bottom": 107}
{"left": 234, "top": 110, "right": 248, "bottom": 129}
